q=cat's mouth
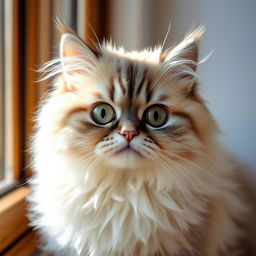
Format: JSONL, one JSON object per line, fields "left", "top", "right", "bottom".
{"left": 114, "top": 145, "right": 142, "bottom": 157}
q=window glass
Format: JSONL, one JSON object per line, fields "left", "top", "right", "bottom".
{"left": 0, "top": 0, "right": 5, "bottom": 182}
{"left": 0, "top": 0, "right": 16, "bottom": 194}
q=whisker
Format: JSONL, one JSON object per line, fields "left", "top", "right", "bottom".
{"left": 161, "top": 22, "right": 172, "bottom": 51}
{"left": 151, "top": 153, "right": 187, "bottom": 195}
{"left": 158, "top": 153, "right": 199, "bottom": 189}
{"left": 160, "top": 146, "right": 214, "bottom": 167}
{"left": 86, "top": 22, "right": 103, "bottom": 56}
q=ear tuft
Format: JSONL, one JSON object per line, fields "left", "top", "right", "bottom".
{"left": 54, "top": 16, "right": 74, "bottom": 35}
{"left": 160, "top": 26, "right": 205, "bottom": 71}
{"left": 184, "top": 25, "right": 205, "bottom": 42}
{"left": 60, "top": 33, "right": 99, "bottom": 78}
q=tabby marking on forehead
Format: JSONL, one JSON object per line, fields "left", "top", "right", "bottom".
{"left": 135, "top": 69, "right": 147, "bottom": 96}
{"left": 111, "top": 61, "right": 152, "bottom": 107}
{"left": 109, "top": 76, "right": 115, "bottom": 101}
{"left": 127, "top": 62, "right": 136, "bottom": 105}
{"left": 117, "top": 66, "right": 126, "bottom": 95}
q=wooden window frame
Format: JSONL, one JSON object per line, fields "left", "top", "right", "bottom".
{"left": 0, "top": 1, "right": 110, "bottom": 254}
{"left": 0, "top": 0, "right": 24, "bottom": 196}
{"left": 0, "top": 186, "right": 37, "bottom": 254}
{"left": 0, "top": 0, "right": 29, "bottom": 254}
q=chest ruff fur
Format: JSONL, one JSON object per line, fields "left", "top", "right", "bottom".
{"left": 29, "top": 155, "right": 244, "bottom": 256}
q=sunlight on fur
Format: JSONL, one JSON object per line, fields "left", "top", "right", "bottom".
{"left": 28, "top": 26, "right": 247, "bottom": 256}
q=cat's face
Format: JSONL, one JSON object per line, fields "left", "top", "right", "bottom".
{"left": 42, "top": 29, "right": 218, "bottom": 171}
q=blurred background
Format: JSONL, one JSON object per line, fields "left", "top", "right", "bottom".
{"left": 0, "top": 0, "right": 255, "bottom": 255}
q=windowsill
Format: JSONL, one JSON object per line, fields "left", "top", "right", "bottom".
{"left": 0, "top": 186, "right": 34, "bottom": 253}
{"left": 0, "top": 179, "right": 19, "bottom": 196}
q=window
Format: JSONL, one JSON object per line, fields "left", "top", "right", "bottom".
{"left": 0, "top": 0, "right": 4, "bottom": 183}
{"left": 0, "top": 0, "right": 20, "bottom": 194}
{"left": 0, "top": 0, "right": 110, "bottom": 254}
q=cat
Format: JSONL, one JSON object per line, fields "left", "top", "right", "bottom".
{"left": 28, "top": 26, "right": 249, "bottom": 256}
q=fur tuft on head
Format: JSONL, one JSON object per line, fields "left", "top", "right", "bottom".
{"left": 160, "top": 26, "right": 205, "bottom": 71}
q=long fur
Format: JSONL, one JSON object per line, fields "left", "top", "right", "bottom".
{"left": 29, "top": 28, "right": 247, "bottom": 256}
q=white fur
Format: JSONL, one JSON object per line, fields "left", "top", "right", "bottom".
{"left": 29, "top": 130, "right": 245, "bottom": 255}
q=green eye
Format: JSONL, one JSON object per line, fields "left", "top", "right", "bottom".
{"left": 143, "top": 105, "right": 168, "bottom": 128}
{"left": 91, "top": 103, "right": 115, "bottom": 125}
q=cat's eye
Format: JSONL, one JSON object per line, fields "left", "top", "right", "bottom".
{"left": 143, "top": 105, "right": 168, "bottom": 128}
{"left": 91, "top": 103, "right": 115, "bottom": 125}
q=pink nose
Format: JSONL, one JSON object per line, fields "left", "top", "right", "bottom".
{"left": 120, "top": 130, "right": 139, "bottom": 142}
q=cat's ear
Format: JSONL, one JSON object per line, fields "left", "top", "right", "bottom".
{"left": 160, "top": 27, "right": 205, "bottom": 72}
{"left": 60, "top": 33, "right": 99, "bottom": 78}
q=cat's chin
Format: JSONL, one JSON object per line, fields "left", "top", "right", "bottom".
{"left": 103, "top": 147, "right": 149, "bottom": 169}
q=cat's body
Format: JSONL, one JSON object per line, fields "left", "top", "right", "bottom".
{"left": 28, "top": 27, "right": 248, "bottom": 256}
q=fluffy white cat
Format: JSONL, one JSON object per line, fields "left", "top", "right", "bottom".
{"left": 28, "top": 27, "right": 248, "bottom": 256}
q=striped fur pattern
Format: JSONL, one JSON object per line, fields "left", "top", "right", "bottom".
{"left": 29, "top": 28, "right": 246, "bottom": 256}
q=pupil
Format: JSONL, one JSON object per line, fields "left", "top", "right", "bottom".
{"left": 101, "top": 108, "right": 106, "bottom": 119}
{"left": 153, "top": 110, "right": 158, "bottom": 121}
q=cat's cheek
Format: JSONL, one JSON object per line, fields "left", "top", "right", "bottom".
{"left": 94, "top": 134, "right": 124, "bottom": 155}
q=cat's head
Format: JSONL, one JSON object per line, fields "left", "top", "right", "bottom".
{"left": 40, "top": 27, "right": 219, "bottom": 171}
